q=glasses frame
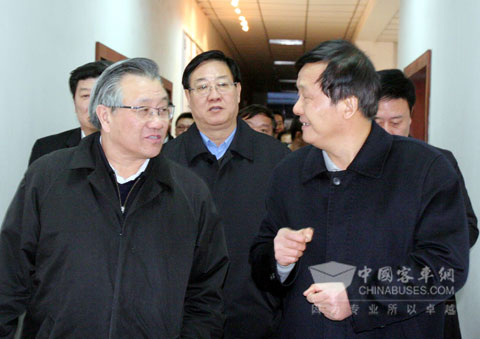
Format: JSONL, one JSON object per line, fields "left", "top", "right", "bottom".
{"left": 188, "top": 82, "right": 238, "bottom": 96}
{"left": 113, "top": 104, "right": 175, "bottom": 120}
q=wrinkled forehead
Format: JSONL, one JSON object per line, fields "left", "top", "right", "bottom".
{"left": 120, "top": 74, "right": 168, "bottom": 103}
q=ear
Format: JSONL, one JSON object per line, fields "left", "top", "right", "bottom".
{"left": 342, "top": 96, "right": 359, "bottom": 120}
{"left": 96, "top": 104, "right": 112, "bottom": 133}
{"left": 235, "top": 82, "right": 242, "bottom": 104}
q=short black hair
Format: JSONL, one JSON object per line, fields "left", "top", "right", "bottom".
{"left": 239, "top": 104, "right": 275, "bottom": 127}
{"left": 182, "top": 50, "right": 241, "bottom": 89}
{"left": 295, "top": 39, "right": 380, "bottom": 118}
{"left": 377, "top": 69, "right": 416, "bottom": 111}
{"left": 69, "top": 60, "right": 112, "bottom": 97}
{"left": 175, "top": 112, "right": 194, "bottom": 126}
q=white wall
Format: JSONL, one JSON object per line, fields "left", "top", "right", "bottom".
{"left": 0, "top": 0, "right": 231, "bottom": 220}
{"left": 399, "top": 1, "right": 480, "bottom": 338}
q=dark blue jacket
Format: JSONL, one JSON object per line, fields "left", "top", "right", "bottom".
{"left": 163, "top": 119, "right": 290, "bottom": 338}
{"left": 250, "top": 122, "right": 469, "bottom": 338}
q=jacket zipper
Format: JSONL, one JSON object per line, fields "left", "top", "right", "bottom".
{"left": 108, "top": 178, "right": 141, "bottom": 338}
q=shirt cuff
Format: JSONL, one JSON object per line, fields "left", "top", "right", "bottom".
{"left": 277, "top": 263, "right": 296, "bottom": 283}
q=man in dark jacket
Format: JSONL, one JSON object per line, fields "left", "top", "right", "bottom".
{"left": 250, "top": 40, "right": 469, "bottom": 338}
{"left": 28, "top": 60, "right": 112, "bottom": 165}
{"left": 374, "top": 68, "right": 477, "bottom": 339}
{"left": 0, "top": 58, "right": 228, "bottom": 338}
{"left": 162, "top": 51, "right": 290, "bottom": 338}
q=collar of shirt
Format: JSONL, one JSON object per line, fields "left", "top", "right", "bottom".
{"left": 322, "top": 150, "right": 342, "bottom": 172}
{"left": 199, "top": 127, "right": 237, "bottom": 160}
{"left": 99, "top": 136, "right": 150, "bottom": 183}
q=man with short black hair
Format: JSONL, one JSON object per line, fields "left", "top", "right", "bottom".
{"left": 28, "top": 60, "right": 112, "bottom": 165}
{"left": 163, "top": 50, "right": 289, "bottom": 338}
{"left": 175, "top": 112, "right": 194, "bottom": 137}
{"left": 239, "top": 104, "right": 276, "bottom": 136}
{"left": 250, "top": 40, "right": 469, "bottom": 338}
{"left": 375, "top": 68, "right": 477, "bottom": 339}
{"left": 0, "top": 58, "right": 228, "bottom": 338}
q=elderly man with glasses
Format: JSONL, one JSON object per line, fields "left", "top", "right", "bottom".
{"left": 0, "top": 58, "right": 228, "bottom": 338}
{"left": 162, "top": 50, "right": 290, "bottom": 338}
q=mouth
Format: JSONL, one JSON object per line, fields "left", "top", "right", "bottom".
{"left": 145, "top": 135, "right": 163, "bottom": 142}
{"left": 208, "top": 106, "right": 223, "bottom": 112}
{"left": 301, "top": 121, "right": 311, "bottom": 127}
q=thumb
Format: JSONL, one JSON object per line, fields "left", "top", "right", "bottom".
{"left": 301, "top": 227, "right": 314, "bottom": 243}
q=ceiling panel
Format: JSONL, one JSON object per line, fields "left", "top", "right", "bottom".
{"left": 194, "top": 0, "right": 398, "bottom": 94}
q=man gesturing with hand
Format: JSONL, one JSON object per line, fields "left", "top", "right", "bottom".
{"left": 250, "top": 40, "right": 468, "bottom": 338}
{"left": 275, "top": 228, "right": 351, "bottom": 321}
{"left": 274, "top": 227, "right": 313, "bottom": 266}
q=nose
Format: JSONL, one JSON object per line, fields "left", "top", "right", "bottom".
{"left": 293, "top": 98, "right": 302, "bottom": 116}
{"left": 148, "top": 114, "right": 169, "bottom": 129}
{"left": 207, "top": 85, "right": 221, "bottom": 100}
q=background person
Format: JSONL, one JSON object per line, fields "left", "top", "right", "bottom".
{"left": 175, "top": 112, "right": 194, "bottom": 137}
{"left": 239, "top": 104, "right": 276, "bottom": 136}
{"left": 375, "top": 68, "right": 478, "bottom": 339}
{"left": 28, "top": 60, "right": 112, "bottom": 165}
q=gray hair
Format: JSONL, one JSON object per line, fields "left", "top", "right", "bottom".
{"left": 88, "top": 57, "right": 162, "bottom": 129}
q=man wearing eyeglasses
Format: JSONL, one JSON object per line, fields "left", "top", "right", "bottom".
{"left": 0, "top": 58, "right": 229, "bottom": 338}
{"left": 162, "top": 50, "right": 290, "bottom": 338}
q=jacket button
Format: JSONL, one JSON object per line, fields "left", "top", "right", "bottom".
{"left": 270, "top": 273, "right": 276, "bottom": 280}
{"left": 332, "top": 177, "right": 341, "bottom": 186}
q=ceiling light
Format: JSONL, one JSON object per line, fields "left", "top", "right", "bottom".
{"left": 240, "top": 20, "right": 248, "bottom": 27}
{"left": 242, "top": 26, "right": 249, "bottom": 32}
{"left": 274, "top": 61, "right": 295, "bottom": 66}
{"left": 231, "top": 0, "right": 239, "bottom": 7}
{"left": 239, "top": 16, "right": 246, "bottom": 21}
{"left": 279, "top": 79, "right": 297, "bottom": 83}
{"left": 269, "top": 39, "right": 303, "bottom": 46}
{"left": 235, "top": 8, "right": 241, "bottom": 14}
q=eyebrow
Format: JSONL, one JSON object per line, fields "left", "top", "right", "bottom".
{"left": 193, "top": 75, "right": 230, "bottom": 83}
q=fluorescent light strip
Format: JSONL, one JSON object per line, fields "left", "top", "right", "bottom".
{"left": 269, "top": 39, "right": 303, "bottom": 46}
{"left": 274, "top": 61, "right": 295, "bottom": 66}
{"left": 279, "top": 79, "right": 296, "bottom": 83}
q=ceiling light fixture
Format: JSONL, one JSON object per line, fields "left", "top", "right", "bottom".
{"left": 239, "top": 15, "right": 246, "bottom": 21}
{"left": 235, "top": 8, "right": 241, "bottom": 14}
{"left": 274, "top": 61, "right": 295, "bottom": 66}
{"left": 231, "top": 0, "right": 239, "bottom": 7}
{"left": 242, "top": 26, "right": 249, "bottom": 32}
{"left": 269, "top": 39, "right": 303, "bottom": 46}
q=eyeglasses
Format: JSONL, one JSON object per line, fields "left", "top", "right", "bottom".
{"left": 188, "top": 82, "right": 238, "bottom": 96}
{"left": 113, "top": 104, "right": 175, "bottom": 120}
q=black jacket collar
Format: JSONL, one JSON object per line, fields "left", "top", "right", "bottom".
{"left": 302, "top": 121, "right": 392, "bottom": 183}
{"left": 68, "top": 132, "right": 174, "bottom": 190}
{"left": 183, "top": 117, "right": 255, "bottom": 164}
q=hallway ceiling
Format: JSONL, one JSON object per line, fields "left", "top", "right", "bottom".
{"left": 195, "top": 0, "right": 399, "bottom": 93}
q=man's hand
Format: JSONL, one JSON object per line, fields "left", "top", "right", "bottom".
{"left": 303, "top": 282, "right": 352, "bottom": 321}
{"left": 274, "top": 227, "right": 314, "bottom": 266}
